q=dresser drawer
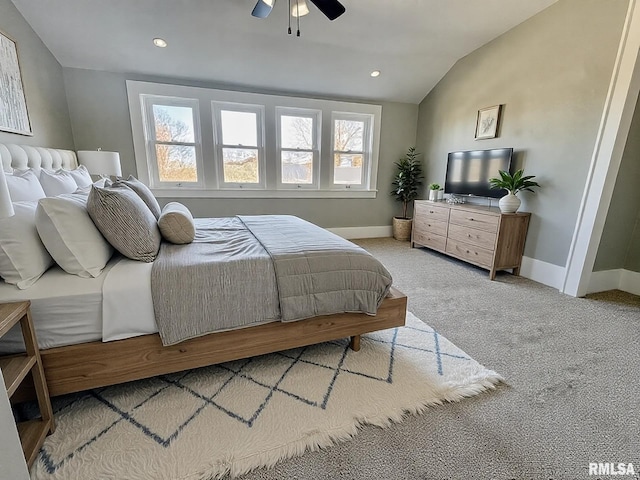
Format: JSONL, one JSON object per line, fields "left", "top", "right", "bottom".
{"left": 413, "top": 231, "right": 446, "bottom": 251}
{"left": 448, "top": 224, "right": 497, "bottom": 251}
{"left": 413, "top": 216, "right": 448, "bottom": 237}
{"left": 445, "top": 239, "right": 493, "bottom": 267}
{"left": 449, "top": 209, "right": 499, "bottom": 233}
{"left": 415, "top": 202, "right": 450, "bottom": 223}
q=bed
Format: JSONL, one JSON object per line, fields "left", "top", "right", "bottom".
{"left": 0, "top": 143, "right": 407, "bottom": 398}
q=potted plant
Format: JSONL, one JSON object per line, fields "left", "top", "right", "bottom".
{"left": 428, "top": 183, "right": 441, "bottom": 201}
{"left": 391, "top": 147, "right": 423, "bottom": 241}
{"left": 489, "top": 169, "right": 540, "bottom": 213}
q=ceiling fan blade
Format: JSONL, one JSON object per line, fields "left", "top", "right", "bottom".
{"left": 251, "top": 0, "right": 275, "bottom": 18}
{"left": 308, "top": 0, "right": 345, "bottom": 20}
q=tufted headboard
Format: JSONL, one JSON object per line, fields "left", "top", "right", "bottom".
{"left": 0, "top": 143, "right": 78, "bottom": 173}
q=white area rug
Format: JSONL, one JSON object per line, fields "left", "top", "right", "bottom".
{"left": 32, "top": 312, "right": 503, "bottom": 479}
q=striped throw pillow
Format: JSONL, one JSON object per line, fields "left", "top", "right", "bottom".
{"left": 87, "top": 184, "right": 161, "bottom": 262}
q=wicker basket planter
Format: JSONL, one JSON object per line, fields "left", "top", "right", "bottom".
{"left": 392, "top": 217, "right": 412, "bottom": 241}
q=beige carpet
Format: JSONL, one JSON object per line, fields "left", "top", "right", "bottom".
{"left": 235, "top": 238, "right": 639, "bottom": 480}
{"left": 31, "top": 312, "right": 501, "bottom": 480}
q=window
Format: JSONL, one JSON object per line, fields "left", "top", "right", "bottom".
{"left": 213, "top": 103, "right": 265, "bottom": 189}
{"left": 128, "top": 80, "right": 382, "bottom": 198}
{"left": 331, "top": 113, "right": 372, "bottom": 189}
{"left": 276, "top": 108, "right": 320, "bottom": 188}
{"left": 141, "top": 95, "right": 202, "bottom": 188}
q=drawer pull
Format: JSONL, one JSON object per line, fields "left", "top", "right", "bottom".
{"left": 468, "top": 217, "right": 474, "bottom": 221}
{"left": 429, "top": 210, "right": 434, "bottom": 214}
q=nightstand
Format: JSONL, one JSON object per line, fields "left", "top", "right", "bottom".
{"left": 0, "top": 301, "right": 55, "bottom": 468}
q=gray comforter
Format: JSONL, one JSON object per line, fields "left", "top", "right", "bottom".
{"left": 151, "top": 215, "right": 392, "bottom": 346}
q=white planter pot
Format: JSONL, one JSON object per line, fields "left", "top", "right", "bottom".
{"left": 429, "top": 190, "right": 438, "bottom": 201}
{"left": 499, "top": 193, "right": 521, "bottom": 213}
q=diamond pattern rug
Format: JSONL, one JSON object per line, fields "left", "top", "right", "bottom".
{"left": 30, "top": 312, "right": 503, "bottom": 479}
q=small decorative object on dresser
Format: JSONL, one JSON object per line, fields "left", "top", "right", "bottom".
{"left": 489, "top": 169, "right": 540, "bottom": 213}
{"left": 428, "top": 183, "right": 441, "bottom": 202}
{"left": 391, "top": 147, "right": 423, "bottom": 241}
{"left": 411, "top": 200, "right": 530, "bottom": 280}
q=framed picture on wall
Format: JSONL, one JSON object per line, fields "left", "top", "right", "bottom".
{"left": 475, "top": 105, "right": 501, "bottom": 140}
{"left": 0, "top": 30, "right": 32, "bottom": 136}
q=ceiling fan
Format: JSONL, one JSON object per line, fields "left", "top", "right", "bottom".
{"left": 251, "top": 0, "right": 346, "bottom": 21}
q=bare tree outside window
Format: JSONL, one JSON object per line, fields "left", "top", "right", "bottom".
{"left": 281, "top": 115, "right": 314, "bottom": 184}
{"left": 153, "top": 105, "right": 197, "bottom": 182}
{"left": 333, "top": 118, "right": 365, "bottom": 184}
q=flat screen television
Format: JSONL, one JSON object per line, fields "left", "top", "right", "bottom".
{"left": 444, "top": 148, "right": 513, "bottom": 199}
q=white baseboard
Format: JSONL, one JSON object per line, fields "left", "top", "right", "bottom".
{"left": 327, "top": 225, "right": 392, "bottom": 239}
{"left": 519, "top": 256, "right": 566, "bottom": 290}
{"left": 590, "top": 269, "right": 640, "bottom": 295}
{"left": 326, "top": 227, "right": 618, "bottom": 294}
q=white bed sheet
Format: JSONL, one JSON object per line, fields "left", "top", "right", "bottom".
{"left": 0, "top": 256, "right": 158, "bottom": 353}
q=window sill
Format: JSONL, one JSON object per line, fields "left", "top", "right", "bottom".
{"left": 151, "top": 188, "right": 378, "bottom": 199}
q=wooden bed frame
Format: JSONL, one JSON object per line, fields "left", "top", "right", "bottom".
{"left": 36, "top": 287, "right": 407, "bottom": 397}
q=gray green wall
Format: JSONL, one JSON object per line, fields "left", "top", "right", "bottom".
{"left": 0, "top": 0, "right": 74, "bottom": 148}
{"left": 415, "top": 0, "right": 628, "bottom": 267}
{"left": 593, "top": 92, "right": 640, "bottom": 273}
{"left": 62, "top": 67, "right": 418, "bottom": 228}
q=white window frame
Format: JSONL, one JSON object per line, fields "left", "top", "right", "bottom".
{"left": 276, "top": 107, "right": 321, "bottom": 189}
{"left": 141, "top": 95, "right": 204, "bottom": 189}
{"left": 330, "top": 112, "right": 373, "bottom": 190}
{"left": 212, "top": 102, "right": 266, "bottom": 190}
{"left": 127, "top": 80, "right": 382, "bottom": 199}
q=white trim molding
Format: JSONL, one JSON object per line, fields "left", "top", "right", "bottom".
{"left": 519, "top": 256, "right": 566, "bottom": 290}
{"left": 563, "top": 0, "right": 640, "bottom": 297}
{"left": 327, "top": 225, "right": 392, "bottom": 239}
{"left": 589, "top": 269, "right": 640, "bottom": 296}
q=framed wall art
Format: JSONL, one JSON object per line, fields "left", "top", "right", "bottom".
{"left": 0, "top": 30, "right": 32, "bottom": 136}
{"left": 475, "top": 105, "right": 501, "bottom": 140}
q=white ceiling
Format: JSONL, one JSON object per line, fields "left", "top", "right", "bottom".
{"left": 12, "top": 0, "right": 558, "bottom": 104}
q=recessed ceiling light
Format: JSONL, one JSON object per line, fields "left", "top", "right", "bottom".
{"left": 153, "top": 38, "right": 168, "bottom": 48}
{"left": 370, "top": 70, "right": 381, "bottom": 78}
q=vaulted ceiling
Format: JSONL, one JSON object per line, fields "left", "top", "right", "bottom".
{"left": 12, "top": 0, "right": 558, "bottom": 103}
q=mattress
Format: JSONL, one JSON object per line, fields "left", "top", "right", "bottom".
{"left": 0, "top": 256, "right": 158, "bottom": 353}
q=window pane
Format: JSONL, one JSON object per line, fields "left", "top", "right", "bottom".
{"left": 221, "top": 111, "right": 257, "bottom": 146}
{"left": 333, "top": 153, "right": 362, "bottom": 184}
{"left": 153, "top": 105, "right": 195, "bottom": 142}
{"left": 334, "top": 119, "right": 364, "bottom": 151}
{"left": 281, "top": 116, "right": 313, "bottom": 149}
{"left": 281, "top": 151, "right": 313, "bottom": 184}
{"left": 155, "top": 145, "right": 197, "bottom": 182}
{"left": 223, "top": 148, "right": 259, "bottom": 183}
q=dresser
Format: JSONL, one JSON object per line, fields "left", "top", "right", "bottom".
{"left": 411, "top": 200, "right": 531, "bottom": 280}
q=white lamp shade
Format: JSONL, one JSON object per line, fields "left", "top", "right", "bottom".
{"left": 292, "top": 0, "right": 309, "bottom": 17}
{"left": 77, "top": 150, "right": 122, "bottom": 177}
{"left": 0, "top": 167, "right": 15, "bottom": 219}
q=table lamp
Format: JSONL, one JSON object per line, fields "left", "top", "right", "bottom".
{"left": 77, "top": 150, "right": 122, "bottom": 179}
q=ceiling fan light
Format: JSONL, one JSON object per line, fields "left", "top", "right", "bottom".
{"left": 292, "top": 0, "right": 310, "bottom": 17}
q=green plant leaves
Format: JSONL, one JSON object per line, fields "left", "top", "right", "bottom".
{"left": 391, "top": 147, "right": 423, "bottom": 218}
{"left": 489, "top": 169, "right": 540, "bottom": 194}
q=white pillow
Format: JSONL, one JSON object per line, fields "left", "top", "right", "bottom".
{"left": 39, "top": 169, "right": 78, "bottom": 197}
{"left": 66, "top": 165, "right": 93, "bottom": 188}
{"left": 36, "top": 194, "right": 114, "bottom": 278}
{"left": 74, "top": 178, "right": 108, "bottom": 196}
{"left": 5, "top": 170, "right": 46, "bottom": 202}
{"left": 0, "top": 202, "right": 54, "bottom": 289}
{"left": 14, "top": 167, "right": 42, "bottom": 179}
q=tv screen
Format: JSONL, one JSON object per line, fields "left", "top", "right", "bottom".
{"left": 444, "top": 148, "right": 513, "bottom": 199}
